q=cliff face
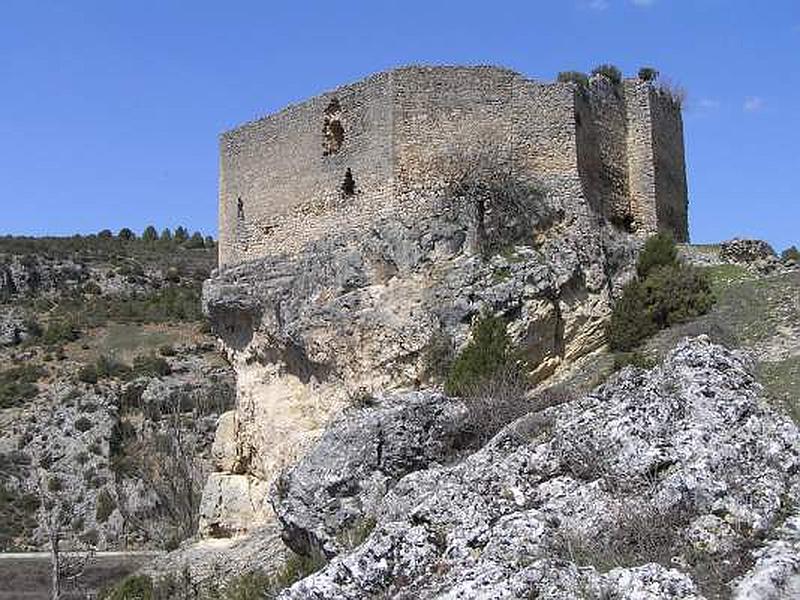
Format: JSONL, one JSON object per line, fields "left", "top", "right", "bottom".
{"left": 200, "top": 183, "right": 638, "bottom": 536}
{"left": 276, "top": 337, "right": 800, "bottom": 599}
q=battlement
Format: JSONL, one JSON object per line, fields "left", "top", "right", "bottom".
{"left": 218, "top": 65, "right": 688, "bottom": 266}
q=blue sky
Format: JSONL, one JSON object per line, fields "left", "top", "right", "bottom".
{"left": 1, "top": 1, "right": 798, "bottom": 249}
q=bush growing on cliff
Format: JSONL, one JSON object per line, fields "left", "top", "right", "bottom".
{"left": 0, "top": 364, "right": 45, "bottom": 408}
{"left": 638, "top": 67, "right": 660, "bottom": 82}
{"left": 445, "top": 314, "right": 522, "bottom": 396}
{"left": 591, "top": 64, "right": 622, "bottom": 86}
{"left": 636, "top": 231, "right": 679, "bottom": 278}
{"left": 557, "top": 71, "right": 589, "bottom": 87}
{"left": 608, "top": 234, "right": 714, "bottom": 351}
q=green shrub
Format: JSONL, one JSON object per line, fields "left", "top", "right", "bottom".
{"left": 557, "top": 71, "right": 589, "bottom": 87}
{"left": 607, "top": 234, "right": 714, "bottom": 351}
{"left": 613, "top": 351, "right": 658, "bottom": 371}
{"left": 74, "top": 416, "right": 94, "bottom": 433}
{"left": 642, "top": 264, "right": 714, "bottom": 329}
{"left": 142, "top": 226, "right": 158, "bottom": 242}
{"left": 118, "top": 228, "right": 136, "bottom": 241}
{"left": 132, "top": 354, "right": 171, "bottom": 377}
{"left": 42, "top": 318, "right": 80, "bottom": 345}
{"left": 638, "top": 67, "right": 659, "bottom": 82}
{"left": 263, "top": 551, "right": 327, "bottom": 599}
{"left": 0, "top": 364, "right": 45, "bottom": 408}
{"left": 78, "top": 364, "right": 99, "bottom": 384}
{"left": 591, "top": 64, "right": 623, "bottom": 85}
{"left": 96, "top": 489, "right": 116, "bottom": 523}
{"left": 636, "top": 232, "right": 679, "bottom": 278}
{"left": 0, "top": 484, "right": 39, "bottom": 551}
{"left": 445, "top": 314, "right": 519, "bottom": 396}
{"left": 158, "top": 344, "right": 176, "bottom": 357}
{"left": 101, "top": 574, "right": 153, "bottom": 600}
{"left": 421, "top": 331, "right": 454, "bottom": 384}
{"left": 607, "top": 280, "right": 659, "bottom": 353}
{"left": 185, "top": 232, "right": 205, "bottom": 249}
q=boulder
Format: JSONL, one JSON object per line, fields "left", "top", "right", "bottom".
{"left": 198, "top": 473, "right": 270, "bottom": 538}
{"left": 271, "top": 391, "right": 469, "bottom": 557}
{"left": 720, "top": 238, "right": 777, "bottom": 264}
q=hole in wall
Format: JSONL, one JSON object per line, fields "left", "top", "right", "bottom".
{"left": 237, "top": 197, "right": 245, "bottom": 219}
{"left": 342, "top": 168, "right": 356, "bottom": 197}
{"left": 323, "top": 98, "right": 345, "bottom": 156}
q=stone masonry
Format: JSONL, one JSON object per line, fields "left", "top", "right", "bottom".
{"left": 218, "top": 65, "right": 688, "bottom": 267}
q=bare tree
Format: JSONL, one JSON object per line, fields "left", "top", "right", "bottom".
{"left": 435, "top": 142, "right": 554, "bottom": 256}
{"left": 33, "top": 460, "right": 96, "bottom": 600}
{"left": 113, "top": 392, "right": 205, "bottom": 549}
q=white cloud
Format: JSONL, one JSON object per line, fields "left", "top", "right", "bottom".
{"left": 588, "top": 0, "right": 609, "bottom": 10}
{"left": 743, "top": 97, "right": 764, "bottom": 112}
{"left": 697, "top": 98, "right": 721, "bottom": 110}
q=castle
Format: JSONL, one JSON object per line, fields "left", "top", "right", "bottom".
{"left": 218, "top": 66, "right": 688, "bottom": 267}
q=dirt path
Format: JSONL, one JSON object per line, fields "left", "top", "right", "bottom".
{"left": 0, "top": 552, "right": 162, "bottom": 600}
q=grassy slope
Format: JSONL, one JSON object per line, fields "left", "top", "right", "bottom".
{"left": 552, "top": 261, "right": 800, "bottom": 424}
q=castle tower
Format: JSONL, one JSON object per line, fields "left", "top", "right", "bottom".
{"left": 218, "top": 66, "right": 689, "bottom": 267}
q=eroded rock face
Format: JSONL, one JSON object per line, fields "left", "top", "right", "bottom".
{"left": 271, "top": 391, "right": 469, "bottom": 558}
{"left": 278, "top": 337, "right": 800, "bottom": 599}
{"left": 201, "top": 191, "right": 638, "bottom": 533}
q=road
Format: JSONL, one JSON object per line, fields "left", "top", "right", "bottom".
{"left": 0, "top": 552, "right": 162, "bottom": 600}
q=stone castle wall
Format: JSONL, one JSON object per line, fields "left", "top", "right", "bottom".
{"left": 650, "top": 88, "right": 689, "bottom": 242}
{"left": 218, "top": 66, "right": 689, "bottom": 266}
{"left": 218, "top": 72, "right": 395, "bottom": 265}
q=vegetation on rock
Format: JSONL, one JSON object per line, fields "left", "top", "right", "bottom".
{"left": 445, "top": 314, "right": 520, "bottom": 396}
{"left": 608, "top": 233, "right": 714, "bottom": 351}
{"left": 591, "top": 63, "right": 623, "bottom": 85}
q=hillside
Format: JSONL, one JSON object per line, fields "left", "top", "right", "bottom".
{"left": 3, "top": 231, "right": 799, "bottom": 600}
{"left": 136, "top": 238, "right": 800, "bottom": 600}
{"left": 0, "top": 233, "right": 234, "bottom": 561}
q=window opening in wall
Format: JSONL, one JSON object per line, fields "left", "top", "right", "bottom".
{"left": 237, "top": 197, "right": 244, "bottom": 219}
{"left": 322, "top": 98, "right": 344, "bottom": 156}
{"left": 341, "top": 168, "right": 356, "bottom": 197}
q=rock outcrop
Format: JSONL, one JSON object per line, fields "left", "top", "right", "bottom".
{"left": 272, "top": 391, "right": 469, "bottom": 558}
{"left": 201, "top": 188, "right": 638, "bottom": 534}
{"left": 277, "top": 337, "right": 800, "bottom": 599}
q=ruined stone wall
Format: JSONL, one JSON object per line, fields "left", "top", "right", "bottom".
{"left": 575, "top": 79, "right": 631, "bottom": 227}
{"left": 623, "top": 80, "right": 658, "bottom": 236}
{"left": 391, "top": 67, "right": 517, "bottom": 197}
{"left": 510, "top": 81, "right": 585, "bottom": 210}
{"left": 650, "top": 89, "right": 689, "bottom": 241}
{"left": 622, "top": 81, "right": 688, "bottom": 242}
{"left": 218, "top": 72, "right": 395, "bottom": 265}
{"left": 218, "top": 66, "right": 690, "bottom": 266}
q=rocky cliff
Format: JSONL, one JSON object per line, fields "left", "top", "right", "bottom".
{"left": 272, "top": 337, "right": 800, "bottom": 599}
{"left": 199, "top": 183, "right": 638, "bottom": 536}
{"left": 0, "top": 235, "right": 233, "bottom": 552}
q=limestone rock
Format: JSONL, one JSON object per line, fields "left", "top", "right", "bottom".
{"left": 720, "top": 238, "right": 777, "bottom": 264}
{"left": 271, "top": 391, "right": 469, "bottom": 557}
{"left": 211, "top": 411, "right": 238, "bottom": 472}
{"left": 277, "top": 337, "right": 800, "bottom": 598}
{"left": 199, "top": 473, "right": 270, "bottom": 538}
{"left": 0, "top": 308, "right": 32, "bottom": 346}
{"left": 201, "top": 190, "right": 638, "bottom": 535}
